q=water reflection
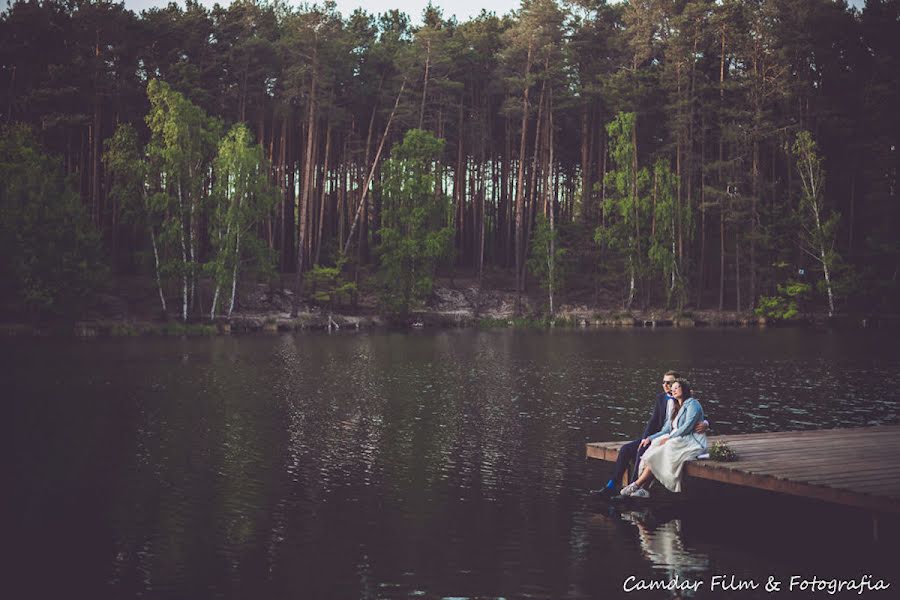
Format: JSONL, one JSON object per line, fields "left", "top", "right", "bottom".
{"left": 619, "top": 510, "right": 709, "bottom": 598}
{"left": 4, "top": 328, "right": 899, "bottom": 599}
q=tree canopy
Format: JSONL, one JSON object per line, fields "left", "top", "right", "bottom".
{"left": 2, "top": 0, "right": 898, "bottom": 319}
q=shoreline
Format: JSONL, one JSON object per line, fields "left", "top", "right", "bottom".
{"left": 4, "top": 279, "right": 896, "bottom": 338}
{"left": 2, "top": 308, "right": 896, "bottom": 338}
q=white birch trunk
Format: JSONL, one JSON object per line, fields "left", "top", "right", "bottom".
{"left": 806, "top": 157, "right": 836, "bottom": 317}
{"left": 671, "top": 211, "right": 677, "bottom": 298}
{"left": 627, "top": 262, "right": 636, "bottom": 311}
{"left": 548, "top": 251, "right": 554, "bottom": 316}
{"left": 211, "top": 189, "right": 234, "bottom": 320}
{"left": 151, "top": 228, "right": 167, "bottom": 314}
{"left": 211, "top": 286, "right": 220, "bottom": 320}
{"left": 822, "top": 249, "right": 835, "bottom": 317}
{"left": 189, "top": 211, "right": 196, "bottom": 317}
{"left": 228, "top": 229, "right": 241, "bottom": 316}
{"left": 188, "top": 164, "right": 198, "bottom": 318}
{"left": 178, "top": 184, "right": 188, "bottom": 322}
{"left": 812, "top": 204, "right": 835, "bottom": 317}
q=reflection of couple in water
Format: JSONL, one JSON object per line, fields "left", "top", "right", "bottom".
{"left": 597, "top": 371, "right": 709, "bottom": 499}
{"left": 619, "top": 508, "right": 710, "bottom": 599}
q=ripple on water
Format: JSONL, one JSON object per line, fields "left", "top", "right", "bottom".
{"left": 3, "top": 329, "right": 899, "bottom": 599}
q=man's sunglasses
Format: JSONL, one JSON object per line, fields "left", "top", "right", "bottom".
{"left": 662, "top": 381, "right": 675, "bottom": 386}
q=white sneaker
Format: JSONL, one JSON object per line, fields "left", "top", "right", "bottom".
{"left": 630, "top": 488, "right": 650, "bottom": 499}
{"left": 620, "top": 483, "right": 639, "bottom": 496}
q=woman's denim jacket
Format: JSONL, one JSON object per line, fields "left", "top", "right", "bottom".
{"left": 648, "top": 397, "right": 706, "bottom": 447}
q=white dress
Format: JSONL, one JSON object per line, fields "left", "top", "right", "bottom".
{"left": 639, "top": 408, "right": 708, "bottom": 493}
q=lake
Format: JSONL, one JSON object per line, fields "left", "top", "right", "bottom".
{"left": 5, "top": 328, "right": 900, "bottom": 599}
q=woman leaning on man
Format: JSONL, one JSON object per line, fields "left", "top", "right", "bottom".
{"left": 620, "top": 379, "right": 708, "bottom": 498}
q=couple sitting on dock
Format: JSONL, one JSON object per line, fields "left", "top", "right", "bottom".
{"left": 597, "top": 370, "right": 709, "bottom": 499}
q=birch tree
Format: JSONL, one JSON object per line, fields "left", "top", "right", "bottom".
{"left": 145, "top": 79, "right": 221, "bottom": 322}
{"left": 209, "top": 124, "right": 278, "bottom": 318}
{"left": 527, "top": 214, "right": 566, "bottom": 316}
{"left": 793, "top": 130, "right": 840, "bottom": 317}
{"left": 598, "top": 111, "right": 650, "bottom": 310}
{"left": 648, "top": 158, "right": 690, "bottom": 309}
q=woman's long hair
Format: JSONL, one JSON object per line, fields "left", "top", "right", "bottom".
{"left": 670, "top": 379, "right": 693, "bottom": 425}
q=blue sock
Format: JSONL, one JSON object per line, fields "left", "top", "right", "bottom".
{"left": 605, "top": 479, "right": 615, "bottom": 489}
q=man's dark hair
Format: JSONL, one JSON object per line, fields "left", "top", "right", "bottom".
{"left": 664, "top": 370, "right": 680, "bottom": 379}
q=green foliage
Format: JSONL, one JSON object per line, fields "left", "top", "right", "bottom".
{"left": 0, "top": 125, "right": 107, "bottom": 319}
{"left": 104, "top": 124, "right": 148, "bottom": 227}
{"left": 105, "top": 122, "right": 171, "bottom": 314}
{"left": 159, "top": 322, "right": 217, "bottom": 336}
{"left": 596, "top": 112, "right": 652, "bottom": 308}
{"left": 818, "top": 258, "right": 858, "bottom": 304}
{"left": 377, "top": 129, "right": 454, "bottom": 318}
{"left": 527, "top": 214, "right": 568, "bottom": 313}
{"left": 476, "top": 316, "right": 553, "bottom": 329}
{"left": 4, "top": 0, "right": 900, "bottom": 319}
{"left": 307, "top": 256, "right": 357, "bottom": 308}
{"left": 793, "top": 130, "right": 843, "bottom": 315}
{"left": 208, "top": 123, "right": 278, "bottom": 317}
{"left": 647, "top": 158, "right": 690, "bottom": 309}
{"left": 145, "top": 79, "right": 223, "bottom": 320}
{"left": 755, "top": 281, "right": 811, "bottom": 321}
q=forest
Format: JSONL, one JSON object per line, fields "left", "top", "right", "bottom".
{"left": 1, "top": 0, "right": 898, "bottom": 322}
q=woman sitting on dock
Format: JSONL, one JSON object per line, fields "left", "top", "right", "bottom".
{"left": 620, "top": 380, "right": 707, "bottom": 498}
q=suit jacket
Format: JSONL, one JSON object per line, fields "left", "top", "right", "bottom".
{"left": 640, "top": 392, "right": 672, "bottom": 440}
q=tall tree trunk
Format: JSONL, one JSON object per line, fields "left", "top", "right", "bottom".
{"left": 455, "top": 99, "right": 465, "bottom": 265}
{"left": 501, "top": 115, "right": 511, "bottom": 267}
{"left": 522, "top": 76, "right": 546, "bottom": 293}
{"left": 344, "top": 80, "right": 406, "bottom": 255}
{"left": 627, "top": 115, "right": 640, "bottom": 311}
{"left": 675, "top": 61, "right": 683, "bottom": 276}
{"left": 278, "top": 114, "right": 289, "bottom": 270}
{"left": 514, "top": 45, "right": 533, "bottom": 312}
{"left": 228, "top": 228, "right": 241, "bottom": 317}
{"left": 718, "top": 25, "right": 726, "bottom": 312}
{"left": 419, "top": 38, "right": 431, "bottom": 129}
{"left": 91, "top": 26, "right": 102, "bottom": 228}
{"left": 178, "top": 183, "right": 189, "bottom": 322}
{"left": 292, "top": 55, "right": 318, "bottom": 317}
{"left": 719, "top": 207, "right": 725, "bottom": 312}
{"left": 735, "top": 230, "right": 741, "bottom": 312}
{"left": 548, "top": 92, "right": 555, "bottom": 316}
{"left": 151, "top": 227, "right": 167, "bottom": 316}
{"left": 580, "top": 104, "right": 591, "bottom": 222}
{"left": 314, "top": 117, "right": 332, "bottom": 265}
{"left": 478, "top": 91, "right": 487, "bottom": 281}
{"left": 848, "top": 173, "right": 855, "bottom": 252}
{"left": 697, "top": 114, "right": 706, "bottom": 308}
{"left": 750, "top": 138, "right": 759, "bottom": 309}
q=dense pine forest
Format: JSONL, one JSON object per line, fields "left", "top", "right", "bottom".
{"left": 2, "top": 0, "right": 898, "bottom": 322}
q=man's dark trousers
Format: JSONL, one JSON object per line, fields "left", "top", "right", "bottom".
{"left": 610, "top": 439, "right": 648, "bottom": 486}
{"left": 607, "top": 391, "right": 669, "bottom": 487}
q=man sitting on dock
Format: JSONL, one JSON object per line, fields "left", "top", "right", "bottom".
{"left": 594, "top": 370, "right": 708, "bottom": 497}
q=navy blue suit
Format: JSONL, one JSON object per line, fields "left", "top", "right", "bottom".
{"left": 610, "top": 392, "right": 670, "bottom": 485}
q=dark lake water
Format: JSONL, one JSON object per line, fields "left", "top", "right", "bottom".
{"left": 5, "top": 328, "right": 900, "bottom": 599}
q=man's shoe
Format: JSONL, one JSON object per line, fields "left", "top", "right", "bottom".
{"left": 630, "top": 488, "right": 650, "bottom": 499}
{"left": 590, "top": 487, "right": 618, "bottom": 498}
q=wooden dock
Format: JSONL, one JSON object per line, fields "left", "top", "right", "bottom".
{"left": 586, "top": 424, "right": 900, "bottom": 515}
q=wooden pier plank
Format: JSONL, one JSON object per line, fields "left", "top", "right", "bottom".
{"left": 586, "top": 424, "right": 900, "bottom": 514}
